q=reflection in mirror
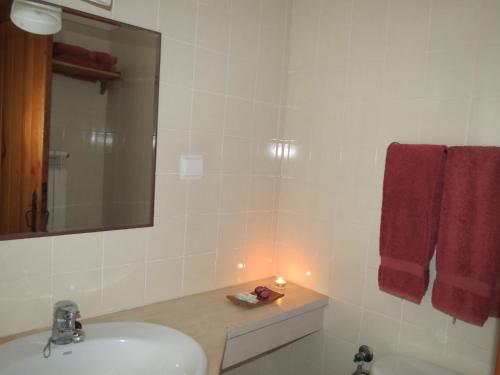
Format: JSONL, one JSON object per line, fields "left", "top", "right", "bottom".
{"left": 0, "top": 2, "right": 160, "bottom": 238}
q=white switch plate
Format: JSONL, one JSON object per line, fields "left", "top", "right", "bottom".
{"left": 180, "top": 155, "right": 203, "bottom": 179}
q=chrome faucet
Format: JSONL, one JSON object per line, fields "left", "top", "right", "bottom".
{"left": 43, "top": 301, "right": 85, "bottom": 358}
{"left": 50, "top": 300, "right": 85, "bottom": 345}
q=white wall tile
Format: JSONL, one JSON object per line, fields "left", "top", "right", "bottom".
{"left": 162, "top": 39, "right": 195, "bottom": 87}
{"left": 350, "top": 0, "right": 389, "bottom": 62}
{"left": 187, "top": 175, "right": 221, "bottom": 214}
{"left": 192, "top": 91, "right": 225, "bottom": 133}
{"left": 215, "top": 247, "right": 248, "bottom": 287}
{"left": 112, "top": 0, "right": 159, "bottom": 30}
{"left": 155, "top": 128, "right": 189, "bottom": 174}
{"left": 225, "top": 97, "right": 254, "bottom": 138}
{"left": 387, "top": 0, "right": 430, "bottom": 55}
{"left": 220, "top": 175, "right": 250, "bottom": 212}
{"left": 359, "top": 311, "right": 400, "bottom": 358}
{"left": 479, "top": 0, "right": 500, "bottom": 47}
{"left": 363, "top": 267, "right": 402, "bottom": 319}
{"left": 468, "top": 97, "right": 500, "bottom": 146}
{"left": 159, "top": 0, "right": 197, "bottom": 43}
{"left": 102, "top": 262, "right": 145, "bottom": 312}
{"left": 222, "top": 137, "right": 252, "bottom": 175}
{"left": 145, "top": 258, "right": 183, "bottom": 303}
{"left": 218, "top": 213, "right": 247, "bottom": 252}
{"left": 194, "top": 48, "right": 227, "bottom": 93}
{"left": 158, "top": 83, "right": 192, "bottom": 130}
{"left": 316, "top": 0, "right": 352, "bottom": 68}
{"left": 148, "top": 216, "right": 185, "bottom": 260}
{"left": 228, "top": 55, "right": 257, "bottom": 99}
{"left": 185, "top": 214, "right": 218, "bottom": 255}
{"left": 0, "top": 238, "right": 52, "bottom": 283}
{"left": 425, "top": 49, "right": 475, "bottom": 100}
{"left": 0, "top": 276, "right": 52, "bottom": 337}
{"left": 103, "top": 229, "right": 148, "bottom": 267}
{"left": 183, "top": 253, "right": 216, "bottom": 295}
{"left": 154, "top": 174, "right": 188, "bottom": 216}
{"left": 473, "top": 47, "right": 500, "bottom": 97}
{"left": 323, "top": 300, "right": 362, "bottom": 343}
{"left": 197, "top": 4, "right": 230, "bottom": 53}
{"left": 53, "top": 233, "right": 103, "bottom": 274}
{"left": 429, "top": 0, "right": 481, "bottom": 51}
{"left": 230, "top": 0, "right": 261, "bottom": 59}
{"left": 190, "top": 130, "right": 223, "bottom": 173}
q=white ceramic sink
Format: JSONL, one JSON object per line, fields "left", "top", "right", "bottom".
{"left": 0, "top": 322, "right": 208, "bottom": 375}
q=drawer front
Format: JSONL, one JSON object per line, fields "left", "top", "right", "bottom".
{"left": 222, "top": 307, "right": 325, "bottom": 369}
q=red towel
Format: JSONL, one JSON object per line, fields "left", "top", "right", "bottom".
{"left": 432, "top": 146, "right": 500, "bottom": 326}
{"left": 92, "top": 51, "right": 118, "bottom": 66}
{"left": 54, "top": 42, "right": 90, "bottom": 60}
{"left": 379, "top": 144, "right": 447, "bottom": 303}
{"left": 55, "top": 54, "right": 117, "bottom": 72}
{"left": 53, "top": 42, "right": 118, "bottom": 68}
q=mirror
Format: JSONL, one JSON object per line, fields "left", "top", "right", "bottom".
{"left": 0, "top": 1, "right": 160, "bottom": 238}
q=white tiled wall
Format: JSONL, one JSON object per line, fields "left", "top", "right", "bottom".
{"left": 268, "top": 1, "right": 500, "bottom": 375}
{"left": 2, "top": 1, "right": 499, "bottom": 374}
{"left": 0, "top": 0, "right": 289, "bottom": 338}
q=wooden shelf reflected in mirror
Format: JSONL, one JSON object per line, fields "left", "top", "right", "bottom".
{"left": 52, "top": 58, "right": 122, "bottom": 94}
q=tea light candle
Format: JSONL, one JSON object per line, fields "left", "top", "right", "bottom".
{"left": 275, "top": 276, "right": 287, "bottom": 289}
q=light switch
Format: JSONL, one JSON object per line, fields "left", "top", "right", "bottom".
{"left": 180, "top": 155, "right": 203, "bottom": 179}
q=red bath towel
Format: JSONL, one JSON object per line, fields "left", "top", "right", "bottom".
{"left": 53, "top": 42, "right": 118, "bottom": 68}
{"left": 379, "top": 144, "right": 447, "bottom": 303}
{"left": 54, "top": 54, "right": 117, "bottom": 72}
{"left": 432, "top": 146, "right": 500, "bottom": 326}
{"left": 53, "top": 42, "right": 90, "bottom": 60}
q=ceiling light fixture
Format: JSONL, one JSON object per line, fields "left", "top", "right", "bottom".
{"left": 10, "top": 0, "right": 62, "bottom": 35}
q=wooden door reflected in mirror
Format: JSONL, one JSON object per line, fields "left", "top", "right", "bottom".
{"left": 0, "top": 1, "right": 160, "bottom": 239}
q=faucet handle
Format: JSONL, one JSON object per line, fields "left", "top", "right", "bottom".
{"left": 53, "top": 300, "right": 81, "bottom": 331}
{"left": 50, "top": 300, "right": 85, "bottom": 346}
{"left": 54, "top": 300, "right": 79, "bottom": 314}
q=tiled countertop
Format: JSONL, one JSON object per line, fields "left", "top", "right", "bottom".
{"left": 0, "top": 278, "right": 329, "bottom": 375}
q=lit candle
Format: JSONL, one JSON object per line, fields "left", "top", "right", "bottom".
{"left": 275, "top": 276, "right": 287, "bottom": 289}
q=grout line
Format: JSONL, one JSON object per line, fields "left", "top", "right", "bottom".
{"left": 272, "top": 0, "right": 293, "bottom": 278}
{"left": 241, "top": 0, "right": 265, "bottom": 281}
{"left": 213, "top": 0, "right": 234, "bottom": 287}
{"left": 159, "top": 82, "right": 283, "bottom": 108}
{"left": 143, "top": 227, "right": 151, "bottom": 301}
{"left": 397, "top": 299, "right": 404, "bottom": 351}
{"left": 99, "top": 234, "right": 105, "bottom": 310}
{"left": 418, "top": 0, "right": 435, "bottom": 143}
{"left": 181, "top": 0, "right": 202, "bottom": 295}
{"left": 463, "top": 1, "right": 484, "bottom": 146}
{"left": 155, "top": 0, "right": 161, "bottom": 32}
{"left": 49, "top": 238, "right": 55, "bottom": 308}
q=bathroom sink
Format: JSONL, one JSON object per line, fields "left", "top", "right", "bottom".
{"left": 0, "top": 322, "right": 208, "bottom": 375}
